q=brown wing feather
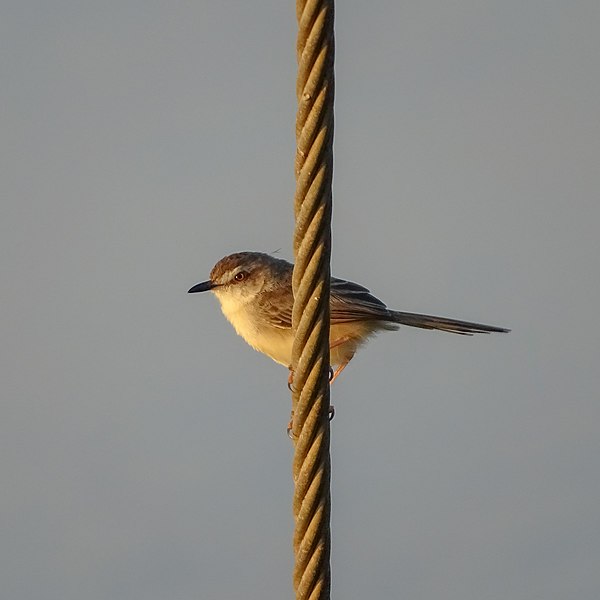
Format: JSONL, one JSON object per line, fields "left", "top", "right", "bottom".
{"left": 330, "top": 278, "right": 509, "bottom": 334}
{"left": 260, "top": 276, "right": 509, "bottom": 335}
{"left": 330, "top": 278, "right": 393, "bottom": 324}
{"left": 258, "top": 297, "right": 293, "bottom": 329}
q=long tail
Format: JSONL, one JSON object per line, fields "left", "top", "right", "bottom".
{"left": 390, "top": 311, "right": 510, "bottom": 335}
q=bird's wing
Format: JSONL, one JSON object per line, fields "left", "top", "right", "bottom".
{"left": 330, "top": 278, "right": 392, "bottom": 324}
{"left": 330, "top": 278, "right": 509, "bottom": 333}
{"left": 260, "top": 276, "right": 509, "bottom": 334}
{"left": 257, "top": 295, "right": 294, "bottom": 329}
{"left": 257, "top": 277, "right": 390, "bottom": 329}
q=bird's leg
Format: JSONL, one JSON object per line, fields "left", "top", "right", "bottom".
{"left": 329, "top": 361, "right": 350, "bottom": 384}
{"left": 287, "top": 366, "right": 295, "bottom": 392}
{"left": 328, "top": 336, "right": 355, "bottom": 385}
{"left": 288, "top": 337, "right": 350, "bottom": 431}
{"left": 329, "top": 336, "right": 351, "bottom": 351}
{"left": 288, "top": 405, "right": 334, "bottom": 438}
{"left": 289, "top": 365, "right": 334, "bottom": 388}
{"left": 326, "top": 368, "right": 336, "bottom": 422}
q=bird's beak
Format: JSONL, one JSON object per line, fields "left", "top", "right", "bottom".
{"left": 188, "top": 280, "right": 214, "bottom": 293}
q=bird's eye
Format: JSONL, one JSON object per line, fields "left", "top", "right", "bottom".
{"left": 234, "top": 271, "right": 247, "bottom": 282}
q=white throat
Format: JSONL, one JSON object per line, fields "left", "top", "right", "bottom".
{"left": 212, "top": 289, "right": 293, "bottom": 366}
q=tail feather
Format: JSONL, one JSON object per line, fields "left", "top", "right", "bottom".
{"left": 390, "top": 311, "right": 510, "bottom": 335}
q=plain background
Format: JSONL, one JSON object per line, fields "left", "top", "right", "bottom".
{"left": 2, "top": 2, "right": 599, "bottom": 599}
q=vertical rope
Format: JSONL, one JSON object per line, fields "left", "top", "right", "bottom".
{"left": 290, "top": 1, "right": 334, "bottom": 599}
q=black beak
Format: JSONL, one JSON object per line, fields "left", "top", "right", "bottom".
{"left": 188, "top": 280, "right": 214, "bottom": 293}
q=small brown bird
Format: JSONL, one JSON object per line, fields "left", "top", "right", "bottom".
{"left": 189, "top": 252, "right": 509, "bottom": 382}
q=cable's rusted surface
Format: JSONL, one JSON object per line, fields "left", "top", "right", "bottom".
{"left": 291, "top": 1, "right": 334, "bottom": 598}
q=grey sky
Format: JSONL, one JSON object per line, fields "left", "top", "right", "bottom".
{"left": 2, "top": 2, "right": 599, "bottom": 599}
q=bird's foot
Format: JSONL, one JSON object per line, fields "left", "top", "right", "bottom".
{"left": 287, "top": 367, "right": 296, "bottom": 393}
{"left": 287, "top": 405, "right": 335, "bottom": 439}
{"left": 329, "top": 361, "right": 350, "bottom": 384}
{"left": 290, "top": 365, "right": 344, "bottom": 390}
{"left": 287, "top": 411, "right": 295, "bottom": 440}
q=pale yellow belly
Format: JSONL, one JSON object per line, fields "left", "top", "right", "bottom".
{"left": 220, "top": 298, "right": 393, "bottom": 368}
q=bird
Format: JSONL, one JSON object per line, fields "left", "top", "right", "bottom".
{"left": 188, "top": 252, "right": 509, "bottom": 383}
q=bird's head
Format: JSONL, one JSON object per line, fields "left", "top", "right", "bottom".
{"left": 188, "top": 252, "right": 290, "bottom": 308}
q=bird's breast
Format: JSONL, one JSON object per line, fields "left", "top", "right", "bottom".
{"left": 217, "top": 296, "right": 293, "bottom": 366}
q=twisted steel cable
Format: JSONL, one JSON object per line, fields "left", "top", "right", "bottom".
{"left": 290, "top": 1, "right": 334, "bottom": 598}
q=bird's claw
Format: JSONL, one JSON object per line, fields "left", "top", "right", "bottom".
{"left": 287, "top": 406, "right": 335, "bottom": 438}
{"left": 289, "top": 366, "right": 337, "bottom": 391}
{"left": 287, "top": 368, "right": 296, "bottom": 393}
{"left": 287, "top": 367, "right": 334, "bottom": 437}
{"left": 287, "top": 411, "right": 296, "bottom": 440}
